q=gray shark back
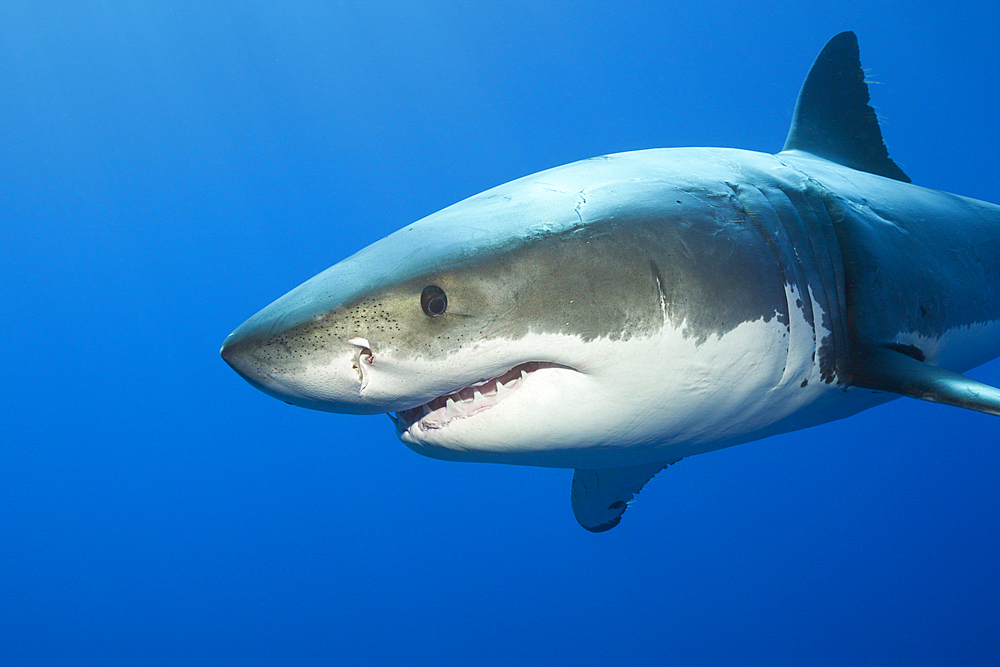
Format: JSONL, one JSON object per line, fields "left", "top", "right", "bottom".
{"left": 574, "top": 32, "right": 1000, "bottom": 530}
{"left": 799, "top": 153, "right": 1000, "bottom": 414}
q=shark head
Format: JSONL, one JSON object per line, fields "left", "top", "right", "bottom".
{"left": 221, "top": 150, "right": 810, "bottom": 469}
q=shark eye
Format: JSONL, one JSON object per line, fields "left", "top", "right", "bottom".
{"left": 421, "top": 285, "right": 447, "bottom": 317}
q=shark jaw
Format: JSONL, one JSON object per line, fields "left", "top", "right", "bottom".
{"left": 389, "top": 361, "right": 573, "bottom": 437}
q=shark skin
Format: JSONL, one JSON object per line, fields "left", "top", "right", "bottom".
{"left": 221, "top": 32, "right": 1000, "bottom": 532}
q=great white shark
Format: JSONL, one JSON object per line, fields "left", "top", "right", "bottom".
{"left": 221, "top": 32, "right": 1000, "bottom": 531}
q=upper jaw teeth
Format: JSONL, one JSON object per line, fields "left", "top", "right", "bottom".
{"left": 392, "top": 361, "right": 551, "bottom": 433}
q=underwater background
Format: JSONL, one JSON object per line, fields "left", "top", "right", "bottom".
{"left": 3, "top": 2, "right": 999, "bottom": 664}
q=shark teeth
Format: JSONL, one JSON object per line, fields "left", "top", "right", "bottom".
{"left": 393, "top": 361, "right": 557, "bottom": 433}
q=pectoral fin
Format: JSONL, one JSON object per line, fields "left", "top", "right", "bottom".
{"left": 853, "top": 346, "right": 1000, "bottom": 416}
{"left": 571, "top": 460, "right": 679, "bottom": 532}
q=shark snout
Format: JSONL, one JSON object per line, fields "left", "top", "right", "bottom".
{"left": 219, "top": 331, "right": 246, "bottom": 371}
{"left": 219, "top": 329, "right": 278, "bottom": 395}
{"left": 220, "top": 316, "right": 394, "bottom": 415}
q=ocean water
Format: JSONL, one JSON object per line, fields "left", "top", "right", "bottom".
{"left": 3, "top": 2, "right": 999, "bottom": 665}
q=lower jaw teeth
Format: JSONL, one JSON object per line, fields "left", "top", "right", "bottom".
{"left": 396, "top": 361, "right": 556, "bottom": 432}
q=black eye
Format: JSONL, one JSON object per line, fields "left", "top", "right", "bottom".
{"left": 420, "top": 285, "right": 447, "bottom": 317}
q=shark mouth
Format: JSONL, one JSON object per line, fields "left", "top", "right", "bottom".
{"left": 390, "top": 361, "right": 566, "bottom": 434}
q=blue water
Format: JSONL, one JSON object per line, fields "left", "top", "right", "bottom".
{"left": 4, "top": 2, "right": 999, "bottom": 665}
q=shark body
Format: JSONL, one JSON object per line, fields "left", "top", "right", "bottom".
{"left": 222, "top": 33, "right": 1000, "bottom": 531}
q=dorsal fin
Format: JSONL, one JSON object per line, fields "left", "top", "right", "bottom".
{"left": 782, "top": 31, "right": 910, "bottom": 183}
